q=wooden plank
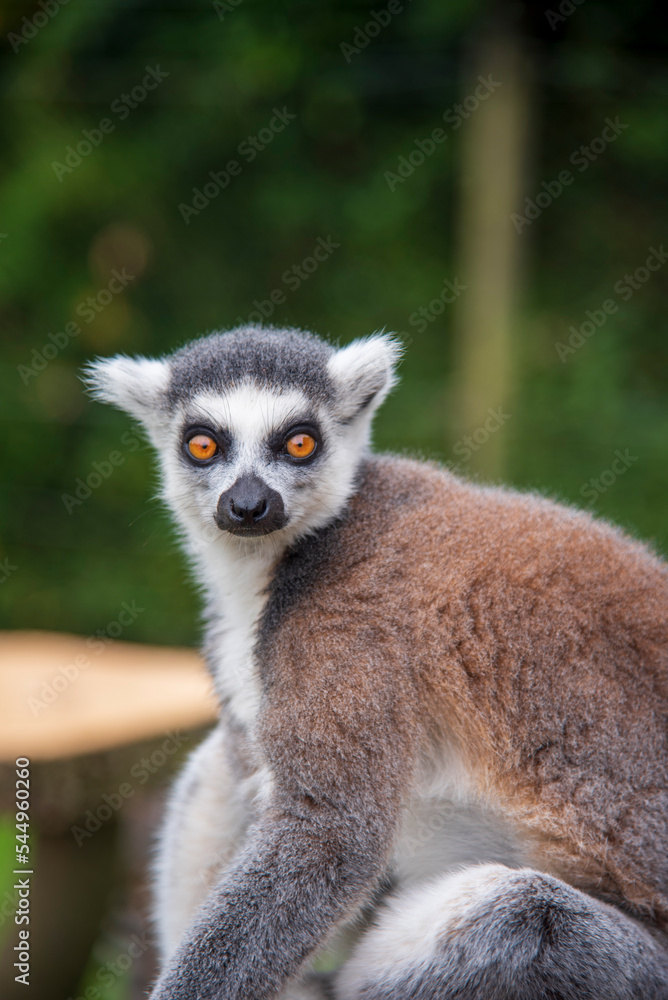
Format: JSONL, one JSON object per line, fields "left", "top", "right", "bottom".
{"left": 0, "top": 631, "right": 218, "bottom": 761}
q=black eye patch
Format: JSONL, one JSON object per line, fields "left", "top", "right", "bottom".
{"left": 266, "top": 418, "right": 321, "bottom": 455}
{"left": 180, "top": 422, "right": 233, "bottom": 460}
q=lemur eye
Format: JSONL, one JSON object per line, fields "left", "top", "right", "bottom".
{"left": 187, "top": 434, "right": 218, "bottom": 462}
{"left": 285, "top": 433, "right": 316, "bottom": 459}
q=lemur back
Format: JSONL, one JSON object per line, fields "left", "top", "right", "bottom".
{"left": 87, "top": 326, "right": 668, "bottom": 1000}
{"left": 260, "top": 454, "right": 668, "bottom": 925}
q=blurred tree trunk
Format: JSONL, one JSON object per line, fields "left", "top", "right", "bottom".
{"left": 451, "top": 18, "right": 532, "bottom": 478}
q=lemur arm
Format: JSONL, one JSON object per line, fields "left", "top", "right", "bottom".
{"left": 150, "top": 799, "right": 391, "bottom": 999}
{"left": 151, "top": 644, "right": 417, "bottom": 1000}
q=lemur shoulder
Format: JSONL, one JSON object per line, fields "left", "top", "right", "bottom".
{"left": 87, "top": 326, "right": 668, "bottom": 1000}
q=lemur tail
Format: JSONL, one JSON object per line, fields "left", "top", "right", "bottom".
{"left": 333, "top": 864, "right": 668, "bottom": 1000}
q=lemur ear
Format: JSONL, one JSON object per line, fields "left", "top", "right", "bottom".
{"left": 328, "top": 334, "right": 402, "bottom": 421}
{"left": 83, "top": 354, "right": 171, "bottom": 425}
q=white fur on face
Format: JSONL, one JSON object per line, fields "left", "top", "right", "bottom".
{"left": 187, "top": 383, "right": 312, "bottom": 494}
{"left": 159, "top": 381, "right": 378, "bottom": 557}
{"left": 86, "top": 335, "right": 401, "bottom": 556}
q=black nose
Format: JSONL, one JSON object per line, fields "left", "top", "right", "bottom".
{"left": 230, "top": 492, "right": 267, "bottom": 525}
{"left": 216, "top": 474, "right": 287, "bottom": 536}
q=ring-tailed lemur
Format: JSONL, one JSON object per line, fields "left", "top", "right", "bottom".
{"left": 86, "top": 326, "right": 668, "bottom": 1000}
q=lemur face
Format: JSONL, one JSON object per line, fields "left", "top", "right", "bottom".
{"left": 171, "top": 382, "right": 345, "bottom": 542}
{"left": 86, "top": 326, "right": 401, "bottom": 550}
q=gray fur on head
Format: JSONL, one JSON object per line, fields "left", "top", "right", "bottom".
{"left": 84, "top": 325, "right": 401, "bottom": 422}
{"left": 167, "top": 326, "right": 336, "bottom": 406}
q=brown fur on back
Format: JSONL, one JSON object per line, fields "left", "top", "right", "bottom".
{"left": 258, "top": 455, "right": 668, "bottom": 930}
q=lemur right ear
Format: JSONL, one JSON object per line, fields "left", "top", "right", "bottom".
{"left": 83, "top": 354, "right": 171, "bottom": 426}
{"left": 328, "top": 334, "right": 402, "bottom": 422}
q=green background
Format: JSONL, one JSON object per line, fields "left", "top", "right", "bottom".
{"left": 1, "top": 0, "right": 667, "bottom": 645}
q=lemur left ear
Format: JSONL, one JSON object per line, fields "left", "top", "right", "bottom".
{"left": 328, "top": 334, "right": 402, "bottom": 421}
{"left": 83, "top": 354, "right": 171, "bottom": 426}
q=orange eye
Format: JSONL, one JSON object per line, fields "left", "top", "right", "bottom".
{"left": 286, "top": 433, "right": 316, "bottom": 459}
{"left": 187, "top": 434, "right": 218, "bottom": 461}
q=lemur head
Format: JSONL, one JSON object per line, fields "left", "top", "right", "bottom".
{"left": 85, "top": 326, "right": 401, "bottom": 553}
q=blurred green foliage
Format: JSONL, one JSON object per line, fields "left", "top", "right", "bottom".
{"left": 0, "top": 0, "right": 666, "bottom": 647}
{"left": 0, "top": 817, "right": 17, "bottom": 948}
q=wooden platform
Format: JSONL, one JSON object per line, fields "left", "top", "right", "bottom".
{"left": 0, "top": 630, "right": 218, "bottom": 761}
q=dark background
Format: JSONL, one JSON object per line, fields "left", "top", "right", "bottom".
{"left": 0, "top": 0, "right": 666, "bottom": 996}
